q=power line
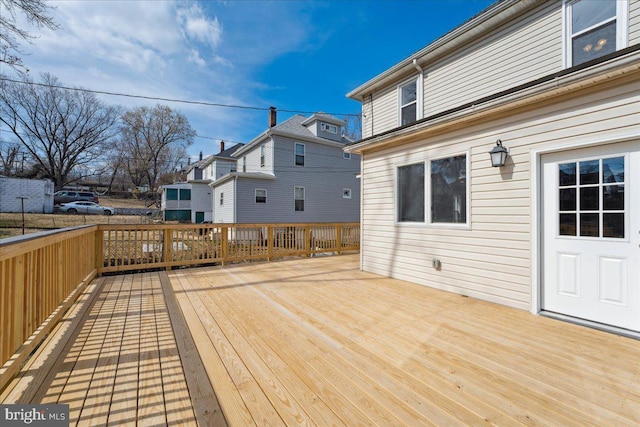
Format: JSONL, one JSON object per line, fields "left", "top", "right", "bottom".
{"left": 0, "top": 76, "right": 361, "bottom": 117}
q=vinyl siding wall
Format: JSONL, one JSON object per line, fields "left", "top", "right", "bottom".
{"left": 213, "top": 180, "right": 235, "bottom": 223}
{"left": 359, "top": 76, "right": 640, "bottom": 310}
{"left": 361, "top": 0, "right": 640, "bottom": 139}
{"left": 239, "top": 140, "right": 275, "bottom": 175}
{"left": 234, "top": 135, "right": 361, "bottom": 223}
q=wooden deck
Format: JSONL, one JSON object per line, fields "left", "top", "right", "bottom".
{"left": 2, "top": 254, "right": 639, "bottom": 426}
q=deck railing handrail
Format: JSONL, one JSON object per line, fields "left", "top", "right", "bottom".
{"left": 0, "top": 222, "right": 359, "bottom": 391}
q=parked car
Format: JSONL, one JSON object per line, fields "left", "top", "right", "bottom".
{"left": 57, "top": 201, "right": 115, "bottom": 215}
{"left": 54, "top": 190, "right": 99, "bottom": 205}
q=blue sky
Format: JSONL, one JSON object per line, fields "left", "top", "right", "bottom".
{"left": 13, "top": 0, "right": 494, "bottom": 162}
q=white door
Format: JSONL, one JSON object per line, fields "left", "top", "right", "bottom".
{"left": 542, "top": 141, "right": 640, "bottom": 332}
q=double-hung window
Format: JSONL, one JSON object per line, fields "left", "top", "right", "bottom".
{"left": 429, "top": 154, "right": 468, "bottom": 225}
{"left": 398, "top": 77, "right": 421, "bottom": 126}
{"left": 260, "top": 145, "right": 266, "bottom": 167}
{"left": 565, "top": 0, "right": 627, "bottom": 67}
{"left": 294, "top": 186, "right": 305, "bottom": 211}
{"left": 255, "top": 188, "right": 267, "bottom": 204}
{"left": 295, "top": 143, "right": 305, "bottom": 166}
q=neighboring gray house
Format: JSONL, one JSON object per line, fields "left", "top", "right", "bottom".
{"left": 161, "top": 143, "right": 241, "bottom": 223}
{"left": 346, "top": 0, "right": 640, "bottom": 334}
{"left": 211, "top": 112, "right": 361, "bottom": 224}
{"left": 0, "top": 176, "right": 54, "bottom": 213}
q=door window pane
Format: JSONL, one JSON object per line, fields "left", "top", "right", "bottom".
{"left": 559, "top": 213, "right": 577, "bottom": 236}
{"left": 559, "top": 162, "right": 577, "bottom": 186}
{"left": 580, "top": 213, "right": 599, "bottom": 237}
{"left": 559, "top": 188, "right": 576, "bottom": 211}
{"left": 603, "top": 184, "right": 624, "bottom": 210}
{"left": 579, "top": 187, "right": 598, "bottom": 210}
{"left": 603, "top": 213, "right": 624, "bottom": 238}
{"left": 580, "top": 160, "right": 599, "bottom": 184}
{"left": 602, "top": 156, "right": 624, "bottom": 183}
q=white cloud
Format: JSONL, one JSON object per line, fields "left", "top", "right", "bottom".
{"left": 177, "top": 4, "right": 223, "bottom": 48}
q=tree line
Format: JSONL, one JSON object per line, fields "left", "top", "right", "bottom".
{"left": 0, "top": 73, "right": 195, "bottom": 195}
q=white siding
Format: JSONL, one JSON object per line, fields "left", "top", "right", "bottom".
{"left": 213, "top": 180, "right": 235, "bottom": 223}
{"left": 631, "top": 0, "right": 640, "bottom": 44}
{"left": 359, "top": 77, "right": 640, "bottom": 310}
{"left": 362, "top": 0, "right": 640, "bottom": 138}
{"left": 425, "top": 1, "right": 561, "bottom": 117}
{"left": 0, "top": 177, "right": 54, "bottom": 213}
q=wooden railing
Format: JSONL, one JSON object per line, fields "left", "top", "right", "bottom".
{"left": 0, "top": 222, "right": 359, "bottom": 388}
{"left": 0, "top": 226, "right": 97, "bottom": 391}
{"left": 99, "top": 222, "right": 360, "bottom": 273}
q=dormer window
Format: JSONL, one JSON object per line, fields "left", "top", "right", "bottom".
{"left": 565, "top": 0, "right": 627, "bottom": 67}
{"left": 321, "top": 122, "right": 338, "bottom": 134}
{"left": 398, "top": 77, "right": 421, "bottom": 126}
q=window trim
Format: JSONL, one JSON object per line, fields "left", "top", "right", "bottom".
{"left": 395, "top": 161, "right": 426, "bottom": 226}
{"left": 294, "top": 186, "right": 305, "bottom": 212}
{"left": 563, "top": 0, "right": 628, "bottom": 68}
{"left": 255, "top": 188, "right": 267, "bottom": 204}
{"left": 426, "top": 151, "right": 471, "bottom": 229}
{"left": 294, "top": 143, "right": 305, "bottom": 167}
{"left": 397, "top": 75, "right": 423, "bottom": 127}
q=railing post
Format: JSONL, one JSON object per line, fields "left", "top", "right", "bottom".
{"left": 335, "top": 224, "right": 342, "bottom": 255}
{"left": 221, "top": 225, "right": 228, "bottom": 266}
{"left": 305, "top": 225, "right": 311, "bottom": 258}
{"left": 164, "top": 227, "right": 172, "bottom": 271}
{"left": 267, "top": 226, "right": 274, "bottom": 261}
{"left": 95, "top": 227, "right": 103, "bottom": 276}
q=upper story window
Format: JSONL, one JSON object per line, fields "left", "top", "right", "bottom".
{"left": 399, "top": 78, "right": 418, "bottom": 126}
{"left": 295, "top": 143, "right": 305, "bottom": 166}
{"left": 166, "top": 188, "right": 190, "bottom": 201}
{"left": 321, "top": 122, "right": 338, "bottom": 134}
{"left": 343, "top": 152, "right": 351, "bottom": 160}
{"left": 219, "top": 192, "right": 224, "bottom": 206}
{"left": 242, "top": 157, "right": 247, "bottom": 173}
{"left": 260, "top": 145, "right": 266, "bottom": 167}
{"left": 565, "top": 0, "right": 627, "bottom": 67}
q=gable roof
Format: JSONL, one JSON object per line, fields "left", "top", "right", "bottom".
{"left": 233, "top": 113, "right": 349, "bottom": 157}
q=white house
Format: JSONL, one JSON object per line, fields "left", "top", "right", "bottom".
{"left": 0, "top": 176, "right": 54, "bottom": 213}
{"left": 346, "top": 0, "right": 640, "bottom": 335}
{"left": 210, "top": 111, "right": 361, "bottom": 224}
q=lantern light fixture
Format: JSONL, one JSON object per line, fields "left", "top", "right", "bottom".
{"left": 489, "top": 139, "right": 509, "bottom": 167}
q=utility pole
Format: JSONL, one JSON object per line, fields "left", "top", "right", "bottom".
{"left": 16, "top": 196, "right": 28, "bottom": 235}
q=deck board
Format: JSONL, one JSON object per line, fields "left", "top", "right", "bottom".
{"left": 3, "top": 253, "right": 640, "bottom": 426}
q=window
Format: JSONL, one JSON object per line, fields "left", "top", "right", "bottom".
{"left": 343, "top": 188, "right": 352, "bottom": 199}
{"left": 242, "top": 157, "right": 246, "bottom": 172}
{"left": 164, "top": 209, "right": 191, "bottom": 222}
{"left": 397, "top": 163, "right": 424, "bottom": 222}
{"left": 294, "top": 186, "right": 305, "bottom": 211}
{"left": 565, "top": 0, "right": 626, "bottom": 67}
{"left": 399, "top": 78, "right": 418, "bottom": 126}
{"left": 219, "top": 192, "right": 224, "bottom": 206}
{"left": 321, "top": 122, "right": 338, "bottom": 134}
{"left": 295, "top": 143, "right": 305, "bottom": 166}
{"left": 343, "top": 152, "right": 351, "bottom": 160}
{"left": 430, "top": 154, "right": 468, "bottom": 224}
{"left": 179, "top": 189, "right": 191, "bottom": 200}
{"left": 558, "top": 156, "right": 625, "bottom": 238}
{"left": 255, "top": 188, "right": 267, "bottom": 204}
{"left": 260, "top": 145, "right": 265, "bottom": 167}
{"left": 166, "top": 188, "right": 178, "bottom": 200}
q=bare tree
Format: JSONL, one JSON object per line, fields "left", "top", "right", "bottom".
{"left": 342, "top": 114, "right": 362, "bottom": 142}
{"left": 0, "top": 143, "right": 20, "bottom": 175}
{"left": 120, "top": 105, "right": 195, "bottom": 195}
{"left": 0, "top": 73, "right": 121, "bottom": 190}
{"left": 0, "top": 0, "right": 58, "bottom": 73}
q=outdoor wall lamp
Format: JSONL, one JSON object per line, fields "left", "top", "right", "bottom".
{"left": 489, "top": 139, "right": 509, "bottom": 167}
